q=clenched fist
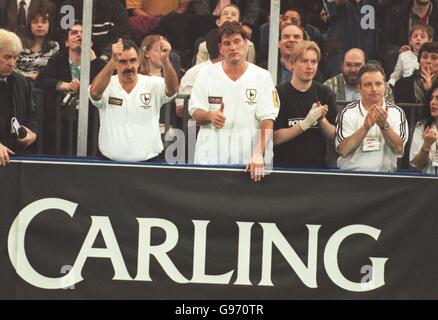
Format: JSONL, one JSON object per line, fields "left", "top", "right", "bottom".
{"left": 111, "top": 38, "right": 124, "bottom": 63}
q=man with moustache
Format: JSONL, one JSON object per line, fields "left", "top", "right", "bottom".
{"left": 325, "top": 48, "right": 394, "bottom": 113}
{"left": 336, "top": 64, "right": 408, "bottom": 172}
{"left": 273, "top": 40, "right": 337, "bottom": 169}
{"left": 89, "top": 38, "right": 179, "bottom": 162}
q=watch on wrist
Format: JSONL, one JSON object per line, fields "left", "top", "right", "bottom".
{"left": 380, "top": 122, "right": 389, "bottom": 131}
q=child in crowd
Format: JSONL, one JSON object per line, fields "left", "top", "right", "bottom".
{"left": 389, "top": 24, "right": 433, "bottom": 87}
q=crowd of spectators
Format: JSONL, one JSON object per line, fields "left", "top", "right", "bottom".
{"left": 1, "top": 0, "right": 438, "bottom": 177}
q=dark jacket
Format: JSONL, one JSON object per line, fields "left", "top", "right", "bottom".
{"left": 36, "top": 50, "right": 106, "bottom": 92}
{"left": 35, "top": 50, "right": 105, "bottom": 155}
{"left": 192, "top": 0, "right": 259, "bottom": 28}
{"left": 56, "top": 0, "right": 131, "bottom": 58}
{"left": 382, "top": 0, "right": 438, "bottom": 52}
{"left": 2, "top": 0, "right": 55, "bottom": 37}
{"left": 0, "top": 72, "right": 38, "bottom": 153}
{"left": 10, "top": 72, "right": 37, "bottom": 134}
{"left": 325, "top": 0, "right": 380, "bottom": 59}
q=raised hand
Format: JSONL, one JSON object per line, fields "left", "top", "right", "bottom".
{"left": 159, "top": 38, "right": 172, "bottom": 61}
{"left": 421, "top": 65, "right": 433, "bottom": 91}
{"left": 375, "top": 105, "right": 388, "bottom": 128}
{"left": 364, "top": 105, "right": 377, "bottom": 130}
{"left": 424, "top": 127, "right": 438, "bottom": 147}
{"left": 300, "top": 103, "right": 324, "bottom": 131}
{"left": 111, "top": 38, "right": 124, "bottom": 63}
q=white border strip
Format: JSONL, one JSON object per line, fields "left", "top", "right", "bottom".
{"left": 11, "top": 159, "right": 438, "bottom": 180}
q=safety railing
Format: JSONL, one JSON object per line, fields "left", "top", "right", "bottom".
{"left": 30, "top": 89, "right": 425, "bottom": 169}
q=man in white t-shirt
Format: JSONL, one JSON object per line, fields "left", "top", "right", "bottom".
{"left": 189, "top": 22, "right": 279, "bottom": 182}
{"left": 336, "top": 64, "right": 408, "bottom": 172}
{"left": 89, "top": 38, "right": 179, "bottom": 162}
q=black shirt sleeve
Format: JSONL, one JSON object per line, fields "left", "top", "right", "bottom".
{"left": 323, "top": 84, "right": 337, "bottom": 125}
{"left": 274, "top": 84, "right": 289, "bottom": 131}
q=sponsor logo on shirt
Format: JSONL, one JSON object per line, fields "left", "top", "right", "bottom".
{"left": 108, "top": 97, "right": 123, "bottom": 106}
{"left": 272, "top": 90, "right": 280, "bottom": 109}
{"left": 140, "top": 93, "right": 151, "bottom": 106}
{"left": 245, "top": 89, "right": 257, "bottom": 105}
{"left": 208, "top": 96, "right": 223, "bottom": 104}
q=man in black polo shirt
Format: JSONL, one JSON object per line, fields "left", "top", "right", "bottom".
{"left": 273, "top": 40, "right": 337, "bottom": 169}
{"left": 0, "top": 28, "right": 37, "bottom": 166}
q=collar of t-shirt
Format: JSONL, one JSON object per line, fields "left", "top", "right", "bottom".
{"left": 359, "top": 99, "right": 387, "bottom": 117}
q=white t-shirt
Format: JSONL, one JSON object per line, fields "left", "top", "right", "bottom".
{"left": 89, "top": 74, "right": 175, "bottom": 162}
{"left": 335, "top": 99, "right": 408, "bottom": 172}
{"left": 189, "top": 62, "right": 279, "bottom": 165}
{"left": 176, "top": 60, "right": 213, "bottom": 107}
{"left": 389, "top": 50, "right": 419, "bottom": 87}
{"left": 409, "top": 121, "right": 438, "bottom": 174}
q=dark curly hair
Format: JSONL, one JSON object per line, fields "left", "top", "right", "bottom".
{"left": 422, "top": 82, "right": 438, "bottom": 129}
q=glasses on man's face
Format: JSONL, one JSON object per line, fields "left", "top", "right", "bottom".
{"left": 345, "top": 63, "right": 363, "bottom": 69}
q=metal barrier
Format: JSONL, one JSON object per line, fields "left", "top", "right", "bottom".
{"left": 30, "top": 87, "right": 45, "bottom": 154}
{"left": 29, "top": 89, "right": 426, "bottom": 169}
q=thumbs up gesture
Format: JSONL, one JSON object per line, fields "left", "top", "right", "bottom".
{"left": 159, "top": 38, "right": 172, "bottom": 61}
{"left": 209, "top": 102, "right": 226, "bottom": 129}
{"left": 111, "top": 38, "right": 124, "bottom": 63}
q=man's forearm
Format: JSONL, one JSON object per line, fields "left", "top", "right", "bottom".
{"left": 411, "top": 144, "right": 430, "bottom": 171}
{"left": 191, "top": 109, "right": 212, "bottom": 125}
{"left": 320, "top": 118, "right": 336, "bottom": 140}
{"left": 89, "top": 60, "right": 117, "bottom": 100}
{"left": 381, "top": 127, "right": 404, "bottom": 155}
{"left": 273, "top": 126, "right": 304, "bottom": 145}
{"left": 254, "top": 119, "right": 274, "bottom": 156}
{"left": 162, "top": 58, "right": 179, "bottom": 96}
{"left": 337, "top": 126, "right": 369, "bottom": 157}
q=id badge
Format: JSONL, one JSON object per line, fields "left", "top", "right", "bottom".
{"left": 362, "top": 137, "right": 381, "bottom": 152}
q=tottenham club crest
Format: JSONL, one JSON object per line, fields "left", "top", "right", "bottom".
{"left": 140, "top": 93, "right": 151, "bottom": 107}
{"left": 246, "top": 89, "right": 257, "bottom": 102}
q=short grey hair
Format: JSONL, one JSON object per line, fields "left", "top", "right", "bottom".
{"left": 0, "top": 29, "right": 23, "bottom": 54}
